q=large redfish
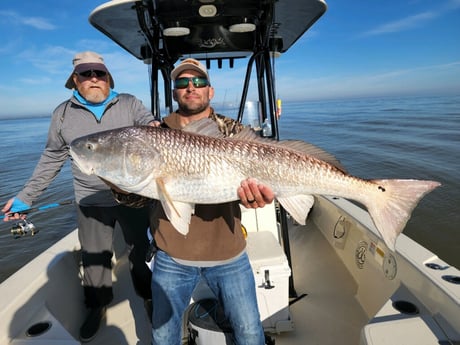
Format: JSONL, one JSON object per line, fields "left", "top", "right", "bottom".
{"left": 69, "top": 119, "right": 440, "bottom": 250}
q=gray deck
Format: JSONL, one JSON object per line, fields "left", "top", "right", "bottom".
{"left": 275, "top": 221, "right": 368, "bottom": 345}
{"left": 88, "top": 220, "right": 368, "bottom": 345}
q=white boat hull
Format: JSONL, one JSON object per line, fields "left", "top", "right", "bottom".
{"left": 1, "top": 196, "right": 458, "bottom": 344}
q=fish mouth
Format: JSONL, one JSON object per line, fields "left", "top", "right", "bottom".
{"left": 75, "top": 161, "right": 94, "bottom": 176}
{"left": 69, "top": 149, "right": 94, "bottom": 176}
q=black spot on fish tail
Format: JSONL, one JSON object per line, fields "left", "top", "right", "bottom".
{"left": 378, "top": 186, "right": 386, "bottom": 192}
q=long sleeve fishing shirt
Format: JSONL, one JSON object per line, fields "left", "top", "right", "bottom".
{"left": 17, "top": 93, "right": 154, "bottom": 207}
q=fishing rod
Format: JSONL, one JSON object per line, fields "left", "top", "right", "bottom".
{"left": 2, "top": 199, "right": 74, "bottom": 237}
{"left": 0, "top": 199, "right": 75, "bottom": 220}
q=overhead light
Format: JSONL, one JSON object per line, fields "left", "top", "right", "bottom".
{"left": 163, "top": 26, "right": 190, "bottom": 37}
{"left": 199, "top": 4, "right": 217, "bottom": 17}
{"left": 229, "top": 22, "right": 256, "bottom": 33}
{"left": 229, "top": 18, "right": 256, "bottom": 33}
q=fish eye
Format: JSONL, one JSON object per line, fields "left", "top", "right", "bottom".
{"left": 86, "top": 143, "right": 94, "bottom": 151}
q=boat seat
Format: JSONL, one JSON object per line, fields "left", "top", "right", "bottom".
{"left": 10, "top": 309, "right": 79, "bottom": 345}
{"left": 361, "top": 315, "right": 451, "bottom": 345}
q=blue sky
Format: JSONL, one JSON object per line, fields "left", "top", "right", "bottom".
{"left": 0, "top": 0, "right": 459, "bottom": 118}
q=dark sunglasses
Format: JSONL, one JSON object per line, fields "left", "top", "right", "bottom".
{"left": 77, "top": 70, "right": 108, "bottom": 78}
{"left": 174, "top": 77, "right": 210, "bottom": 89}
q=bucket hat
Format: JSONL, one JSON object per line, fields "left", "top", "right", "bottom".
{"left": 65, "top": 51, "right": 114, "bottom": 89}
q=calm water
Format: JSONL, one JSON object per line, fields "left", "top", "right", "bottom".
{"left": 0, "top": 95, "right": 459, "bottom": 283}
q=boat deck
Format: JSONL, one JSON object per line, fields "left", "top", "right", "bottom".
{"left": 87, "top": 219, "right": 368, "bottom": 345}
{"left": 0, "top": 216, "right": 368, "bottom": 345}
{"left": 90, "top": 252, "right": 152, "bottom": 345}
{"left": 275, "top": 221, "right": 368, "bottom": 345}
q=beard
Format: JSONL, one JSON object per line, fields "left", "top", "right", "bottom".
{"left": 83, "top": 89, "right": 109, "bottom": 103}
{"left": 77, "top": 83, "right": 110, "bottom": 104}
{"left": 177, "top": 100, "right": 210, "bottom": 115}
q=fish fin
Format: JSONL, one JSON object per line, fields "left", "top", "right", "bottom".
{"left": 156, "top": 177, "right": 195, "bottom": 235}
{"left": 156, "top": 178, "right": 180, "bottom": 217}
{"left": 182, "top": 118, "right": 226, "bottom": 138}
{"left": 183, "top": 118, "right": 345, "bottom": 171}
{"left": 160, "top": 200, "right": 194, "bottom": 235}
{"left": 276, "top": 141, "right": 346, "bottom": 172}
{"left": 231, "top": 127, "right": 346, "bottom": 172}
{"left": 366, "top": 179, "right": 440, "bottom": 251}
{"left": 277, "top": 195, "right": 315, "bottom": 225}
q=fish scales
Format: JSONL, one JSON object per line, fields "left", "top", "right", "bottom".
{"left": 69, "top": 120, "right": 440, "bottom": 250}
{"left": 167, "top": 133, "right": 360, "bottom": 202}
{"left": 164, "top": 133, "right": 322, "bottom": 200}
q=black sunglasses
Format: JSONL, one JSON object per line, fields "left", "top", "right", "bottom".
{"left": 174, "top": 77, "right": 210, "bottom": 89}
{"left": 77, "top": 70, "right": 108, "bottom": 78}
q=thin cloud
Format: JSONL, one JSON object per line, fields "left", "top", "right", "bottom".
{"left": 363, "top": 11, "right": 437, "bottom": 36}
{"left": 0, "top": 10, "right": 56, "bottom": 30}
{"left": 19, "top": 46, "right": 75, "bottom": 74}
{"left": 22, "top": 17, "right": 56, "bottom": 30}
{"left": 19, "top": 76, "right": 53, "bottom": 85}
{"left": 362, "top": 0, "right": 460, "bottom": 37}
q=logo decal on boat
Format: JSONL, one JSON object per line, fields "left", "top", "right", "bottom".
{"left": 200, "top": 37, "right": 225, "bottom": 48}
{"left": 355, "top": 241, "right": 368, "bottom": 269}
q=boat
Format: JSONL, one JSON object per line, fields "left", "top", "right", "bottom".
{"left": 1, "top": 0, "right": 459, "bottom": 344}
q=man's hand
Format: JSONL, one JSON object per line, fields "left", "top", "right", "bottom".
{"left": 2, "top": 197, "right": 29, "bottom": 222}
{"left": 149, "top": 120, "right": 161, "bottom": 127}
{"left": 238, "top": 178, "right": 274, "bottom": 209}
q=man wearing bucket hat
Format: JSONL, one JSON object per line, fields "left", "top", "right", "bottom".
{"left": 2, "top": 51, "right": 155, "bottom": 342}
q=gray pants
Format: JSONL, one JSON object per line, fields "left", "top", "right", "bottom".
{"left": 77, "top": 204, "right": 152, "bottom": 308}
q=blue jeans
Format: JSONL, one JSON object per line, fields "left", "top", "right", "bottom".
{"left": 151, "top": 250, "right": 265, "bottom": 345}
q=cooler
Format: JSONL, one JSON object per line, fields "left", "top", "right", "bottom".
{"left": 187, "top": 299, "right": 233, "bottom": 345}
{"left": 246, "top": 231, "right": 293, "bottom": 333}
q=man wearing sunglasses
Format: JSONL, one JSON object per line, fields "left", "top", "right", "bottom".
{"left": 149, "top": 58, "right": 274, "bottom": 345}
{"left": 1, "top": 51, "right": 155, "bottom": 342}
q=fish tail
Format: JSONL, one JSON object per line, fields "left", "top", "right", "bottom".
{"left": 366, "top": 179, "right": 440, "bottom": 251}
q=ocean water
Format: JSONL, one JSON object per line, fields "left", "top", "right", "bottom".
{"left": 0, "top": 95, "right": 459, "bottom": 283}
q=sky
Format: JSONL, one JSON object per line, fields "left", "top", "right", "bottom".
{"left": 0, "top": 0, "right": 459, "bottom": 118}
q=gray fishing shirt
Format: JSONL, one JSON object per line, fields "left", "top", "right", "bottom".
{"left": 17, "top": 93, "right": 154, "bottom": 207}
